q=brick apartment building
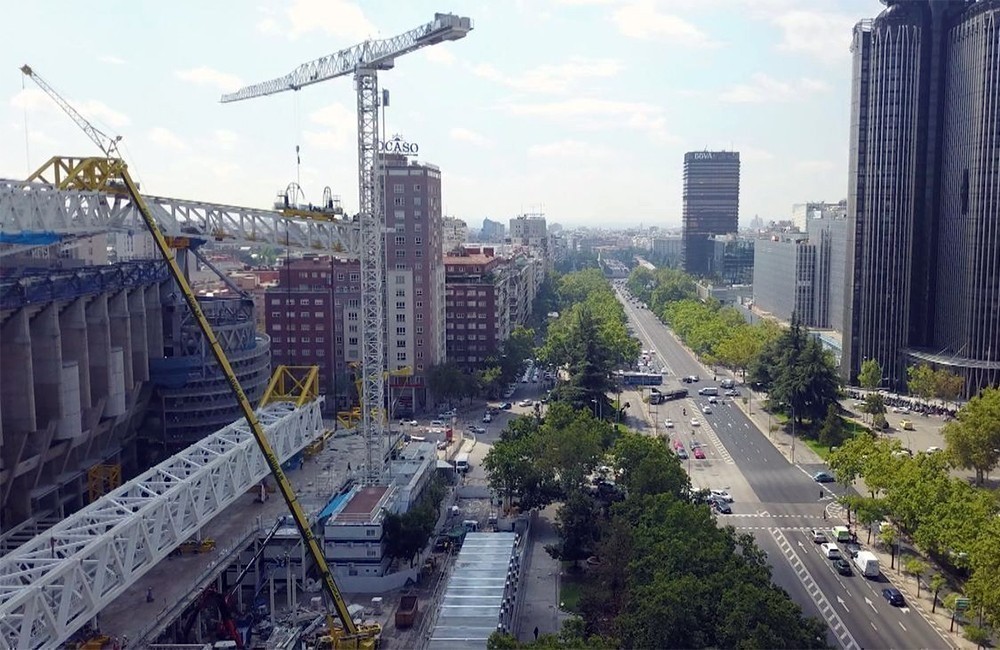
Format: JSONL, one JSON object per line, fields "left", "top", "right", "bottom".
{"left": 444, "top": 246, "right": 511, "bottom": 367}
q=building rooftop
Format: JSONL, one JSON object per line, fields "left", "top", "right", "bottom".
{"left": 331, "top": 485, "right": 393, "bottom": 524}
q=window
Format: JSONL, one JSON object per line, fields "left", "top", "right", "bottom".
{"left": 415, "top": 289, "right": 423, "bottom": 297}
{"left": 415, "top": 249, "right": 422, "bottom": 258}
{"left": 417, "top": 351, "right": 424, "bottom": 359}
{"left": 348, "top": 298, "right": 359, "bottom": 308}
{"left": 349, "top": 337, "right": 358, "bottom": 346}
{"left": 414, "top": 237, "right": 422, "bottom": 246}
{"left": 314, "top": 311, "right": 323, "bottom": 318}
{"left": 394, "top": 197, "right": 404, "bottom": 206}
{"left": 299, "top": 298, "right": 310, "bottom": 306}
{"left": 396, "top": 327, "right": 406, "bottom": 335}
{"left": 315, "top": 337, "right": 324, "bottom": 343}
{"left": 413, "top": 196, "right": 422, "bottom": 206}
{"left": 349, "top": 273, "right": 359, "bottom": 282}
{"left": 397, "top": 352, "right": 407, "bottom": 361}
{"left": 414, "top": 223, "right": 422, "bottom": 232}
{"left": 416, "top": 326, "right": 424, "bottom": 335}
{"left": 417, "top": 338, "right": 423, "bottom": 347}
{"left": 395, "top": 250, "right": 405, "bottom": 259}
{"left": 395, "top": 263, "right": 406, "bottom": 270}
{"left": 337, "top": 273, "right": 345, "bottom": 281}
{"left": 395, "top": 236, "right": 405, "bottom": 246}
{"left": 397, "top": 339, "right": 405, "bottom": 348}
{"left": 348, "top": 324, "right": 358, "bottom": 333}
{"left": 393, "top": 183, "right": 404, "bottom": 194}
{"left": 347, "top": 312, "right": 358, "bottom": 321}
{"left": 413, "top": 184, "right": 421, "bottom": 191}
{"left": 416, "top": 301, "right": 423, "bottom": 308}
{"left": 395, "top": 301, "right": 406, "bottom": 309}
{"left": 302, "top": 337, "right": 311, "bottom": 343}
{"left": 416, "top": 313, "right": 424, "bottom": 321}
{"left": 395, "top": 314, "right": 406, "bottom": 323}
{"left": 394, "top": 210, "right": 405, "bottom": 221}
{"left": 301, "top": 324, "right": 311, "bottom": 331}
{"left": 336, "top": 336, "right": 343, "bottom": 344}
{"left": 272, "top": 324, "right": 282, "bottom": 331}
{"left": 271, "top": 311, "right": 280, "bottom": 319}
{"left": 299, "top": 311, "right": 309, "bottom": 318}
{"left": 395, "top": 289, "right": 405, "bottom": 297}
{"left": 395, "top": 275, "right": 405, "bottom": 284}
{"left": 417, "top": 364, "right": 424, "bottom": 371}
{"left": 313, "top": 299, "right": 324, "bottom": 306}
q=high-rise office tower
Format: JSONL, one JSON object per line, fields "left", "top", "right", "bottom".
{"left": 682, "top": 151, "right": 740, "bottom": 276}
{"left": 843, "top": 0, "right": 1000, "bottom": 396}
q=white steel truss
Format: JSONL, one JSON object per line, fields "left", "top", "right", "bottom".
{"left": 356, "top": 69, "right": 386, "bottom": 485}
{"left": 0, "top": 180, "right": 360, "bottom": 257}
{"left": 0, "top": 399, "right": 325, "bottom": 650}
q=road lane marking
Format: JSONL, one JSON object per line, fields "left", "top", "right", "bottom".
{"left": 770, "top": 528, "right": 859, "bottom": 650}
{"left": 899, "top": 621, "right": 907, "bottom": 632}
{"left": 871, "top": 622, "right": 878, "bottom": 631}
{"left": 865, "top": 597, "right": 877, "bottom": 613}
{"left": 836, "top": 595, "right": 850, "bottom": 613}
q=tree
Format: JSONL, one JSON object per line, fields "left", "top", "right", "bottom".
{"left": 942, "top": 387, "right": 1000, "bottom": 485}
{"left": 863, "top": 392, "right": 886, "bottom": 423}
{"left": 904, "top": 558, "right": 928, "bottom": 596}
{"left": 934, "top": 368, "right": 965, "bottom": 405}
{"left": 880, "top": 526, "right": 899, "bottom": 569}
{"left": 858, "top": 358, "right": 883, "bottom": 391}
{"left": 907, "top": 363, "right": 937, "bottom": 400}
{"left": 929, "top": 574, "right": 947, "bottom": 613}
{"left": 818, "top": 404, "right": 848, "bottom": 450}
{"left": 427, "top": 362, "right": 466, "bottom": 404}
{"left": 547, "top": 491, "right": 601, "bottom": 565}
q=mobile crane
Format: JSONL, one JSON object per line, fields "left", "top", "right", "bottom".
{"left": 20, "top": 65, "right": 379, "bottom": 648}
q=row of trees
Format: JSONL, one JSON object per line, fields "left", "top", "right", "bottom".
{"left": 828, "top": 432, "right": 1000, "bottom": 627}
{"left": 539, "top": 269, "right": 639, "bottom": 417}
{"left": 628, "top": 267, "right": 844, "bottom": 434}
{"left": 485, "top": 409, "right": 830, "bottom": 648}
{"left": 427, "top": 326, "right": 537, "bottom": 404}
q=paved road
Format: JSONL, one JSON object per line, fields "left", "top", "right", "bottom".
{"left": 616, "top": 286, "right": 951, "bottom": 650}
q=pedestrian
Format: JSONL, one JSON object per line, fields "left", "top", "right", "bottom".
{"left": 534, "top": 626, "right": 539, "bottom": 640}
{"left": 823, "top": 511, "right": 827, "bottom": 520}
{"left": 820, "top": 489, "right": 824, "bottom": 500}
{"left": 146, "top": 587, "right": 154, "bottom": 603}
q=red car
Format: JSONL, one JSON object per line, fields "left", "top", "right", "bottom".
{"left": 693, "top": 447, "right": 706, "bottom": 459}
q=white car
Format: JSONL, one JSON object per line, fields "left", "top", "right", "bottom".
{"left": 691, "top": 419, "right": 701, "bottom": 427}
{"left": 518, "top": 399, "right": 533, "bottom": 407}
{"left": 430, "top": 420, "right": 445, "bottom": 427}
{"left": 702, "top": 405, "right": 712, "bottom": 414}
{"left": 664, "top": 419, "right": 674, "bottom": 428}
{"left": 710, "top": 489, "right": 733, "bottom": 503}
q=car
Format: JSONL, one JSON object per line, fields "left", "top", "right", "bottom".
{"left": 690, "top": 440, "right": 702, "bottom": 449}
{"left": 693, "top": 447, "right": 706, "bottom": 459}
{"left": 711, "top": 498, "right": 732, "bottom": 514}
{"left": 500, "top": 402, "right": 512, "bottom": 410}
{"left": 833, "top": 558, "right": 853, "bottom": 576}
{"left": 482, "top": 414, "right": 492, "bottom": 423}
{"left": 725, "top": 389, "right": 739, "bottom": 397}
{"left": 468, "top": 425, "right": 486, "bottom": 435}
{"left": 710, "top": 489, "right": 733, "bottom": 502}
{"left": 810, "top": 529, "right": 828, "bottom": 544}
{"left": 707, "top": 396, "right": 718, "bottom": 404}
{"left": 664, "top": 419, "right": 674, "bottom": 428}
{"left": 702, "top": 405, "right": 712, "bottom": 414}
{"left": 429, "top": 420, "right": 445, "bottom": 427}
{"left": 690, "top": 419, "right": 701, "bottom": 427}
{"left": 926, "top": 446, "right": 943, "bottom": 454}
{"left": 400, "top": 419, "right": 418, "bottom": 427}
{"left": 813, "top": 471, "right": 835, "bottom": 483}
{"left": 844, "top": 542, "right": 861, "bottom": 558}
{"left": 882, "top": 588, "right": 905, "bottom": 607}
{"left": 518, "top": 398, "right": 533, "bottom": 407}
{"left": 676, "top": 449, "right": 689, "bottom": 460}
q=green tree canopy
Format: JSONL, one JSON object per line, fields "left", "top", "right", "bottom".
{"left": 858, "top": 358, "right": 883, "bottom": 390}
{"left": 943, "top": 386, "right": 1000, "bottom": 485}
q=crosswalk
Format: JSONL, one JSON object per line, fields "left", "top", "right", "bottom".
{"left": 700, "top": 418, "right": 735, "bottom": 464}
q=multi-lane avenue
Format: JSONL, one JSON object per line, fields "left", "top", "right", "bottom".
{"left": 615, "top": 284, "right": 951, "bottom": 650}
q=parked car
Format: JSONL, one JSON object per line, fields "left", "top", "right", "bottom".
{"left": 702, "top": 405, "right": 712, "bottom": 414}
{"left": 430, "top": 420, "right": 445, "bottom": 427}
{"left": 844, "top": 542, "right": 862, "bottom": 558}
{"left": 833, "top": 558, "right": 853, "bottom": 576}
{"left": 882, "top": 588, "right": 905, "bottom": 607}
{"left": 813, "top": 471, "right": 835, "bottom": 483}
{"left": 711, "top": 498, "right": 732, "bottom": 514}
{"left": 676, "top": 449, "right": 689, "bottom": 460}
{"left": 690, "top": 419, "right": 701, "bottom": 427}
{"left": 664, "top": 419, "right": 674, "bottom": 428}
{"left": 500, "top": 402, "right": 512, "bottom": 410}
{"left": 468, "top": 425, "right": 486, "bottom": 435}
{"left": 724, "top": 389, "right": 739, "bottom": 397}
{"left": 709, "top": 489, "right": 733, "bottom": 503}
{"left": 518, "top": 398, "right": 533, "bottom": 407}
{"left": 810, "top": 529, "right": 828, "bottom": 544}
{"left": 482, "top": 413, "right": 493, "bottom": 423}
{"left": 693, "top": 447, "right": 706, "bottom": 459}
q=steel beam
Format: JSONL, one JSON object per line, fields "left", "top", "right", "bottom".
{"left": 0, "top": 399, "right": 325, "bottom": 650}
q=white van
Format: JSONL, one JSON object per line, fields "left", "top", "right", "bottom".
{"left": 455, "top": 453, "right": 471, "bottom": 473}
{"left": 854, "top": 550, "right": 880, "bottom": 578}
{"left": 698, "top": 387, "right": 719, "bottom": 396}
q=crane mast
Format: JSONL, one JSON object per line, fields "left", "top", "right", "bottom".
{"left": 223, "top": 13, "right": 472, "bottom": 485}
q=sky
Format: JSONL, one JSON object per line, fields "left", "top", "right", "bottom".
{"left": 2, "top": 0, "right": 878, "bottom": 229}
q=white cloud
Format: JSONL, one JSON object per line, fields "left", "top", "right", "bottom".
{"left": 450, "top": 127, "right": 491, "bottom": 147}
{"left": 738, "top": 147, "right": 775, "bottom": 162}
{"left": 304, "top": 102, "right": 355, "bottom": 152}
{"left": 471, "top": 57, "right": 623, "bottom": 95}
{"left": 424, "top": 47, "right": 456, "bottom": 66}
{"left": 175, "top": 67, "right": 244, "bottom": 93}
{"left": 719, "top": 73, "right": 828, "bottom": 103}
{"left": 261, "top": 0, "right": 376, "bottom": 41}
{"left": 77, "top": 100, "right": 130, "bottom": 128}
{"left": 148, "top": 127, "right": 187, "bottom": 151}
{"left": 98, "top": 55, "right": 125, "bottom": 65}
{"left": 506, "top": 97, "right": 676, "bottom": 142}
{"left": 613, "top": 0, "right": 714, "bottom": 46}
{"left": 528, "top": 140, "right": 610, "bottom": 159}
{"left": 773, "top": 11, "right": 856, "bottom": 64}
{"left": 214, "top": 129, "right": 240, "bottom": 149}
{"left": 795, "top": 159, "right": 837, "bottom": 173}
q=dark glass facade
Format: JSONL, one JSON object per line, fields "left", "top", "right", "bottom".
{"left": 682, "top": 151, "right": 740, "bottom": 276}
{"left": 843, "top": 0, "right": 1000, "bottom": 396}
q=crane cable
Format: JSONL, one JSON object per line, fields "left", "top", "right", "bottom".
{"left": 21, "top": 72, "right": 30, "bottom": 174}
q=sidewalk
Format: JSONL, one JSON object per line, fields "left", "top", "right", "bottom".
{"left": 515, "top": 505, "right": 571, "bottom": 642}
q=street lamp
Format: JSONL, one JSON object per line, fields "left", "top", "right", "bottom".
{"left": 591, "top": 398, "right": 603, "bottom": 420}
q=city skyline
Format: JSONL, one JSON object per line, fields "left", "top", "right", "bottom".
{"left": 3, "top": 0, "right": 872, "bottom": 227}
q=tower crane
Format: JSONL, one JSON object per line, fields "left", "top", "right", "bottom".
{"left": 222, "top": 13, "right": 473, "bottom": 485}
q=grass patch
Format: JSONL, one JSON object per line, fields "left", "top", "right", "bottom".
{"left": 802, "top": 437, "right": 833, "bottom": 460}
{"left": 559, "top": 575, "right": 586, "bottom": 613}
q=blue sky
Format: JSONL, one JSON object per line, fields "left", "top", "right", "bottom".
{"left": 3, "top": 0, "right": 876, "bottom": 228}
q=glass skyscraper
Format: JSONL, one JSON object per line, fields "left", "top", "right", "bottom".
{"left": 843, "top": 0, "right": 1000, "bottom": 396}
{"left": 682, "top": 151, "right": 740, "bottom": 277}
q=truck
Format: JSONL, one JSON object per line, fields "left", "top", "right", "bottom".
{"left": 395, "top": 593, "right": 419, "bottom": 629}
{"left": 854, "top": 550, "right": 880, "bottom": 578}
{"left": 455, "top": 453, "right": 471, "bottom": 473}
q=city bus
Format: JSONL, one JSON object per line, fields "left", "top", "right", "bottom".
{"left": 616, "top": 371, "right": 664, "bottom": 387}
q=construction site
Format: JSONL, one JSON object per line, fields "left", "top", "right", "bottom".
{"left": 1, "top": 12, "right": 529, "bottom": 650}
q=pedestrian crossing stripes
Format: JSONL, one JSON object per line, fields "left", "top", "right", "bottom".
{"left": 727, "top": 513, "right": 829, "bottom": 519}
{"left": 701, "top": 421, "right": 735, "bottom": 464}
